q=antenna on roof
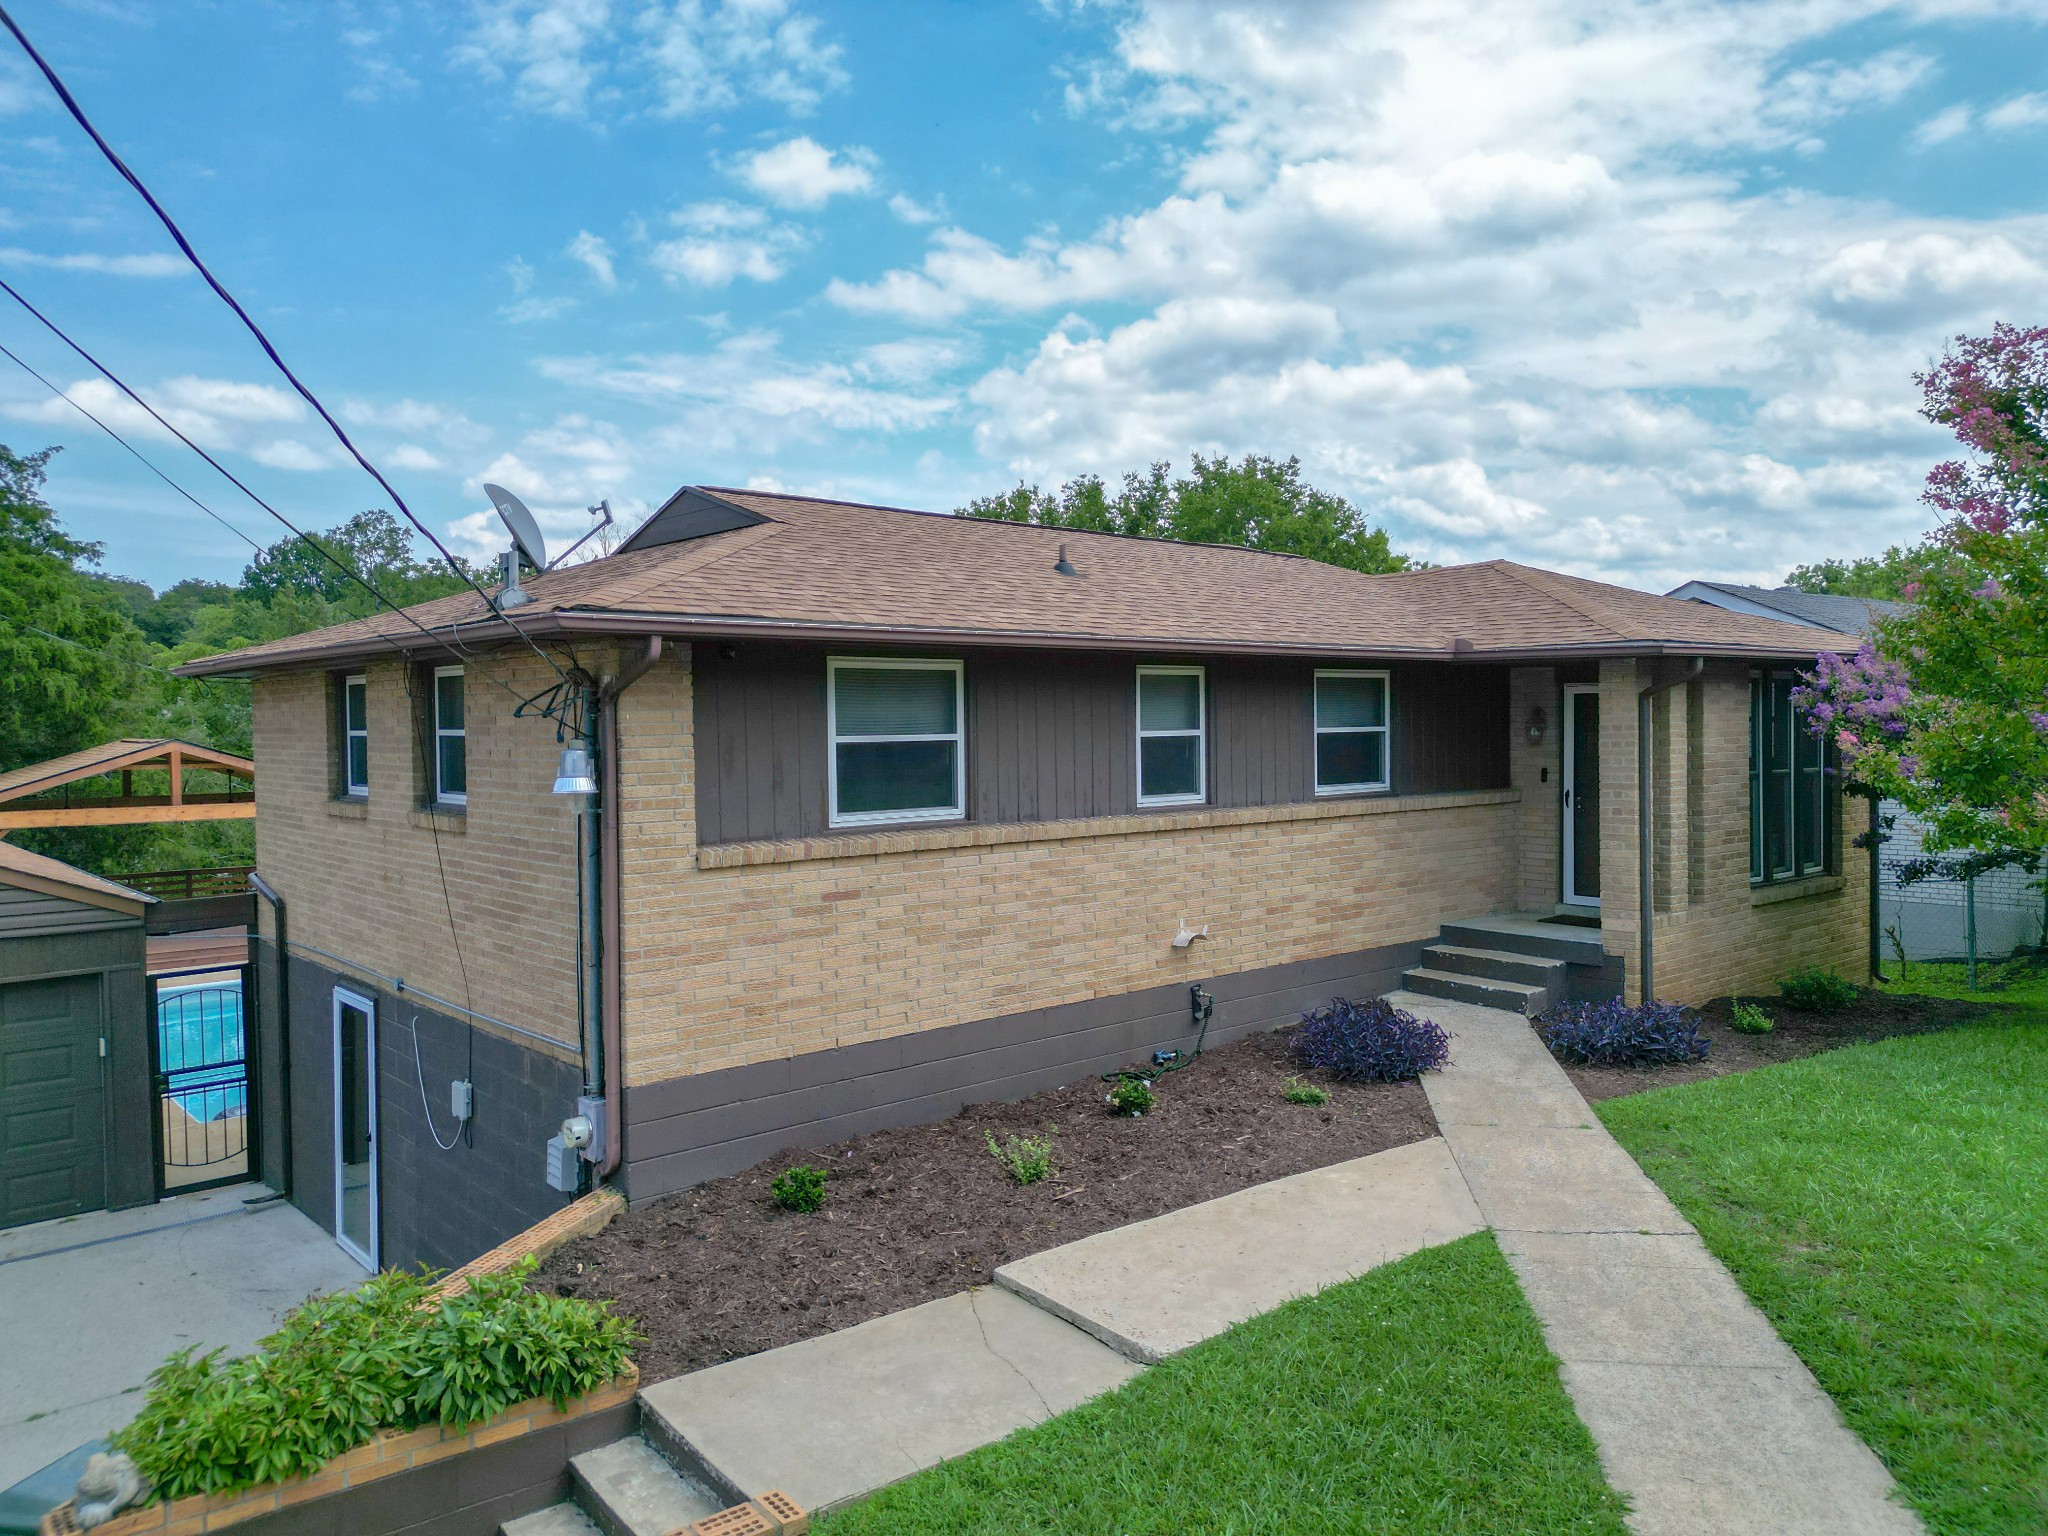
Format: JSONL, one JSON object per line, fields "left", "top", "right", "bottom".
{"left": 484, "top": 483, "right": 545, "bottom": 610}
{"left": 550, "top": 501, "right": 615, "bottom": 569}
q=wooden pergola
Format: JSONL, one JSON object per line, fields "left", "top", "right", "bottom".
{"left": 0, "top": 738, "right": 255, "bottom": 830}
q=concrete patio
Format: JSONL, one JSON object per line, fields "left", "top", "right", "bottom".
{"left": 0, "top": 1182, "right": 364, "bottom": 1491}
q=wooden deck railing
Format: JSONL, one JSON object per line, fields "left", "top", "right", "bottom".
{"left": 114, "top": 865, "right": 255, "bottom": 900}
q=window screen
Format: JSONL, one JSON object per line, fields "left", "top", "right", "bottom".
{"left": 1137, "top": 667, "right": 1205, "bottom": 805}
{"left": 1314, "top": 671, "right": 1390, "bottom": 793}
{"left": 829, "top": 659, "right": 965, "bottom": 825}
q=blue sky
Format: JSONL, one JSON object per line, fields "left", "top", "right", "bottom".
{"left": 2, "top": 0, "right": 2045, "bottom": 595}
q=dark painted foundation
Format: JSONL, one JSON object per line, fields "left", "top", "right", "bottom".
{"left": 267, "top": 948, "right": 585, "bottom": 1272}
{"left": 620, "top": 939, "right": 1427, "bottom": 1201}
{"left": 196, "top": 1399, "right": 635, "bottom": 1536}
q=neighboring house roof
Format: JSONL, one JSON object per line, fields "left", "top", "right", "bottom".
{"left": 1665, "top": 581, "right": 1907, "bottom": 637}
{"left": 0, "top": 838, "right": 155, "bottom": 915}
{"left": 180, "top": 487, "right": 1849, "bottom": 676}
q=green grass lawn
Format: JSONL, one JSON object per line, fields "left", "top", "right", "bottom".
{"left": 1878, "top": 951, "right": 2048, "bottom": 1007}
{"left": 1601, "top": 1013, "right": 2048, "bottom": 1536}
{"left": 817, "top": 1233, "right": 1629, "bottom": 1536}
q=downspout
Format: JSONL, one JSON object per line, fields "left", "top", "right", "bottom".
{"left": 1637, "top": 657, "right": 1704, "bottom": 1003}
{"left": 594, "top": 636, "right": 663, "bottom": 1179}
{"left": 249, "top": 870, "right": 292, "bottom": 1199}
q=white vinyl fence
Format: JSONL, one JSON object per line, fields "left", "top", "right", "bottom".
{"left": 1878, "top": 803, "right": 2048, "bottom": 963}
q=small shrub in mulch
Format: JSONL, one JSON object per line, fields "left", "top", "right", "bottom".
{"left": 1106, "top": 1078, "right": 1155, "bottom": 1117}
{"left": 985, "top": 1129, "right": 1056, "bottom": 1184}
{"left": 1290, "top": 997, "right": 1451, "bottom": 1081}
{"left": 1729, "top": 1000, "right": 1776, "bottom": 1036}
{"left": 770, "top": 1165, "right": 827, "bottom": 1213}
{"left": 1282, "top": 1075, "right": 1330, "bottom": 1106}
{"left": 1778, "top": 965, "right": 1859, "bottom": 1012}
{"left": 532, "top": 1028, "right": 1434, "bottom": 1381}
{"left": 1537, "top": 998, "right": 1711, "bottom": 1067}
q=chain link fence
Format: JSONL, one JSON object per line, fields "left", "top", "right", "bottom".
{"left": 1878, "top": 803, "right": 2048, "bottom": 963}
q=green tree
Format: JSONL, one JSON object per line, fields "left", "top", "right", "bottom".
{"left": 1782, "top": 544, "right": 1944, "bottom": 601}
{"left": 0, "top": 445, "right": 147, "bottom": 768}
{"left": 959, "top": 454, "right": 1416, "bottom": 573}
{"left": 1795, "top": 323, "right": 2048, "bottom": 858}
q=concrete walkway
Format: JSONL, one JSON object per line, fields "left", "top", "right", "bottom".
{"left": 1393, "top": 990, "right": 1925, "bottom": 1536}
{"left": 0, "top": 1184, "right": 364, "bottom": 1490}
{"left": 634, "top": 1136, "right": 1473, "bottom": 1516}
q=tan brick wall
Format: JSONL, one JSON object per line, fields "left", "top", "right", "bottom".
{"left": 614, "top": 650, "right": 1524, "bottom": 1085}
{"left": 1509, "top": 666, "right": 1560, "bottom": 910}
{"left": 1596, "top": 658, "right": 1868, "bottom": 1004}
{"left": 250, "top": 648, "right": 585, "bottom": 1054}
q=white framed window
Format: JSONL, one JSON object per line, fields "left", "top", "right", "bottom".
{"left": 432, "top": 665, "right": 467, "bottom": 806}
{"left": 341, "top": 674, "right": 368, "bottom": 797}
{"left": 827, "top": 657, "right": 966, "bottom": 828}
{"left": 1136, "top": 665, "right": 1206, "bottom": 806}
{"left": 1314, "top": 670, "right": 1390, "bottom": 794}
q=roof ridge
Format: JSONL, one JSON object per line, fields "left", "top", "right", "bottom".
{"left": 706, "top": 485, "right": 1326, "bottom": 565}
{"left": 1486, "top": 560, "right": 1630, "bottom": 642}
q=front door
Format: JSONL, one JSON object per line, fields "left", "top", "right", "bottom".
{"left": 333, "top": 989, "right": 379, "bottom": 1269}
{"left": 0, "top": 975, "right": 105, "bottom": 1229}
{"left": 1563, "top": 687, "right": 1601, "bottom": 907}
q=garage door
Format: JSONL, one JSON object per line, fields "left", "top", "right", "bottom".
{"left": 0, "top": 975, "right": 105, "bottom": 1229}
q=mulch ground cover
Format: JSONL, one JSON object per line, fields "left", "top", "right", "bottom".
{"left": 533, "top": 1028, "right": 1433, "bottom": 1381}
{"left": 1560, "top": 988, "right": 1998, "bottom": 1103}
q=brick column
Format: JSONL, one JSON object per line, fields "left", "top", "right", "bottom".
{"left": 1509, "top": 667, "right": 1560, "bottom": 912}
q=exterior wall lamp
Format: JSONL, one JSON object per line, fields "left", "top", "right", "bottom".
{"left": 1527, "top": 706, "right": 1548, "bottom": 745}
{"left": 553, "top": 743, "right": 598, "bottom": 796}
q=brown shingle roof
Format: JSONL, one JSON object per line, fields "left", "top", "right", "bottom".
{"left": 178, "top": 487, "right": 1845, "bottom": 676}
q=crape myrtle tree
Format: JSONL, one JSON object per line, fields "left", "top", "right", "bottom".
{"left": 1795, "top": 323, "right": 2048, "bottom": 866}
{"left": 958, "top": 453, "right": 1418, "bottom": 574}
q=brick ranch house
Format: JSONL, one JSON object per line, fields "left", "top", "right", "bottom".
{"left": 180, "top": 488, "right": 1868, "bottom": 1274}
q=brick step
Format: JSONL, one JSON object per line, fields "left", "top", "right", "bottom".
{"left": 569, "top": 1436, "right": 724, "bottom": 1536}
{"left": 1399, "top": 967, "right": 1548, "bottom": 1017}
{"left": 1419, "top": 944, "right": 1567, "bottom": 989}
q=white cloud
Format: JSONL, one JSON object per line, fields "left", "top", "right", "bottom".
{"left": 1985, "top": 92, "right": 2048, "bottom": 132}
{"left": 650, "top": 201, "right": 803, "bottom": 286}
{"left": 455, "top": 0, "right": 846, "bottom": 120}
{"left": 501, "top": 294, "right": 579, "bottom": 322}
{"left": 1910, "top": 103, "right": 1974, "bottom": 146}
{"left": 454, "top": 0, "right": 611, "bottom": 117}
{"left": 567, "top": 229, "right": 618, "bottom": 286}
{"left": 807, "top": 0, "right": 2048, "bottom": 587}
{"left": 888, "top": 192, "right": 943, "bottom": 226}
{"left": 735, "top": 136, "right": 876, "bottom": 208}
{"left": 0, "top": 247, "right": 186, "bottom": 277}
{"left": 7, "top": 374, "right": 337, "bottom": 470}
{"left": 449, "top": 414, "right": 646, "bottom": 559}
{"left": 537, "top": 331, "right": 953, "bottom": 449}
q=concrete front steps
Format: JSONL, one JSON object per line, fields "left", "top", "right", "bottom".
{"left": 1399, "top": 913, "right": 1605, "bottom": 1017}
{"left": 500, "top": 1431, "right": 726, "bottom": 1536}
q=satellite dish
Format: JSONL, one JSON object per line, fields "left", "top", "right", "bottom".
{"left": 484, "top": 483, "right": 548, "bottom": 571}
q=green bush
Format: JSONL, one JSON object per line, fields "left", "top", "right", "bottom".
{"left": 771, "top": 1164, "right": 828, "bottom": 1213}
{"left": 985, "top": 1129, "right": 1056, "bottom": 1185}
{"left": 1282, "top": 1075, "right": 1330, "bottom": 1106}
{"left": 1107, "top": 1079, "right": 1155, "bottom": 1116}
{"left": 112, "top": 1261, "right": 635, "bottom": 1501}
{"left": 1729, "top": 1000, "right": 1776, "bottom": 1035}
{"left": 1778, "top": 966, "right": 1859, "bottom": 1012}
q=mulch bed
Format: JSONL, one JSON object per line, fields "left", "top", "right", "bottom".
{"left": 533, "top": 1029, "right": 1433, "bottom": 1381}
{"left": 1559, "top": 988, "right": 1999, "bottom": 1103}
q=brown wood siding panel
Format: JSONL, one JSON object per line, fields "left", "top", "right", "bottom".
{"left": 692, "top": 644, "right": 1510, "bottom": 845}
{"left": 1389, "top": 663, "right": 1510, "bottom": 794}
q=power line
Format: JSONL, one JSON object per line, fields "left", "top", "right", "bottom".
{"left": 0, "top": 277, "right": 534, "bottom": 708}
{"left": 0, "top": 2, "right": 570, "bottom": 691}
{"left": 0, "top": 610, "right": 201, "bottom": 677}
{"left": 0, "top": 336, "right": 264, "bottom": 556}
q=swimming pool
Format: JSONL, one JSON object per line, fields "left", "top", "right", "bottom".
{"left": 156, "top": 981, "right": 246, "bottom": 1124}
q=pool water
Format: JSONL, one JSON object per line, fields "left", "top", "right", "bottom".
{"left": 156, "top": 982, "right": 246, "bottom": 1123}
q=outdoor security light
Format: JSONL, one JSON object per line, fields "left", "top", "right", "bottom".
{"left": 1527, "top": 706, "right": 1548, "bottom": 745}
{"left": 552, "top": 744, "right": 597, "bottom": 796}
